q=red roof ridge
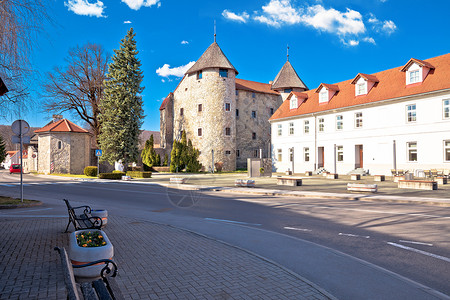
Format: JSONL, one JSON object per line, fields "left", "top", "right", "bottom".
{"left": 315, "top": 83, "right": 339, "bottom": 93}
{"left": 35, "top": 119, "right": 89, "bottom": 134}
{"left": 400, "top": 58, "right": 435, "bottom": 72}
{"left": 291, "top": 91, "right": 308, "bottom": 99}
{"left": 351, "top": 73, "right": 379, "bottom": 84}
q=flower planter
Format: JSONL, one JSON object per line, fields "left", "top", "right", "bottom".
{"left": 69, "top": 229, "right": 113, "bottom": 280}
{"left": 91, "top": 209, "right": 108, "bottom": 227}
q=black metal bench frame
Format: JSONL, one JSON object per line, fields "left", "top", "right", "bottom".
{"left": 54, "top": 247, "right": 124, "bottom": 300}
{"left": 64, "top": 199, "right": 103, "bottom": 233}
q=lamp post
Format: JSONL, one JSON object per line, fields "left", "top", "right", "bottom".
{"left": 211, "top": 149, "right": 214, "bottom": 174}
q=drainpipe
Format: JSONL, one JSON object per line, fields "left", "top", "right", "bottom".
{"left": 313, "top": 113, "right": 317, "bottom": 171}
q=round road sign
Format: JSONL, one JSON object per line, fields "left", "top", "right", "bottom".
{"left": 11, "top": 120, "right": 30, "bottom": 135}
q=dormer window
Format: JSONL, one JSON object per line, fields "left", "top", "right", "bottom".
{"left": 319, "top": 90, "right": 328, "bottom": 103}
{"left": 356, "top": 83, "right": 366, "bottom": 96}
{"left": 401, "top": 58, "right": 434, "bottom": 86}
{"left": 290, "top": 96, "right": 298, "bottom": 110}
{"left": 408, "top": 70, "right": 420, "bottom": 84}
{"left": 351, "top": 74, "right": 378, "bottom": 96}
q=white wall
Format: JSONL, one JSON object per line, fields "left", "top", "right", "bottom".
{"left": 271, "top": 90, "right": 450, "bottom": 176}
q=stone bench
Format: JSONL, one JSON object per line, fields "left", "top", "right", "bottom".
{"left": 374, "top": 175, "right": 385, "bottom": 182}
{"left": 326, "top": 173, "right": 338, "bottom": 179}
{"left": 304, "top": 171, "right": 313, "bottom": 176}
{"left": 347, "top": 183, "right": 378, "bottom": 192}
{"left": 277, "top": 177, "right": 302, "bottom": 186}
{"left": 350, "top": 174, "right": 361, "bottom": 180}
{"left": 398, "top": 180, "right": 437, "bottom": 190}
{"left": 170, "top": 177, "right": 187, "bottom": 184}
{"left": 235, "top": 179, "right": 255, "bottom": 187}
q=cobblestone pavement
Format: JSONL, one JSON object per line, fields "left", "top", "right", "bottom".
{"left": 0, "top": 215, "right": 332, "bottom": 299}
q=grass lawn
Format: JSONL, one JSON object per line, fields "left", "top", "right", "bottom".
{"left": 0, "top": 196, "right": 40, "bottom": 206}
{"left": 40, "top": 173, "right": 96, "bottom": 178}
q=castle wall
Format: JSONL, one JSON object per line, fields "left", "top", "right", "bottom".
{"left": 173, "top": 68, "right": 236, "bottom": 171}
{"left": 160, "top": 95, "right": 173, "bottom": 159}
{"left": 37, "top": 134, "right": 51, "bottom": 174}
{"left": 70, "top": 133, "right": 91, "bottom": 174}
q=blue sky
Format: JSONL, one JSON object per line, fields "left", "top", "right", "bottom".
{"left": 16, "top": 0, "right": 450, "bottom": 131}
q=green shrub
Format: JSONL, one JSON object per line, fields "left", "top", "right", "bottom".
{"left": 99, "top": 172, "right": 124, "bottom": 179}
{"left": 84, "top": 166, "right": 98, "bottom": 177}
{"left": 126, "top": 171, "right": 152, "bottom": 178}
{"left": 112, "top": 170, "right": 126, "bottom": 174}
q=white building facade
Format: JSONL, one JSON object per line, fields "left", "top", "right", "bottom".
{"left": 270, "top": 54, "right": 450, "bottom": 176}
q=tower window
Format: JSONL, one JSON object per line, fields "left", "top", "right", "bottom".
{"left": 251, "top": 111, "right": 256, "bottom": 118}
{"left": 198, "top": 128, "right": 202, "bottom": 137}
{"left": 252, "top": 132, "right": 256, "bottom": 140}
{"left": 180, "top": 108, "right": 184, "bottom": 116}
{"left": 252, "top": 92, "right": 256, "bottom": 98}
{"left": 198, "top": 104, "right": 202, "bottom": 112}
{"left": 219, "top": 69, "right": 228, "bottom": 78}
{"left": 284, "top": 88, "right": 292, "bottom": 93}
{"left": 58, "top": 141, "right": 62, "bottom": 149}
{"left": 225, "top": 127, "right": 231, "bottom": 136}
{"left": 236, "top": 150, "right": 240, "bottom": 157}
{"left": 236, "top": 109, "right": 239, "bottom": 117}
{"left": 270, "top": 108, "right": 274, "bottom": 115}
{"left": 225, "top": 103, "right": 231, "bottom": 111}
{"left": 197, "top": 70, "right": 202, "bottom": 80}
{"left": 225, "top": 150, "right": 231, "bottom": 155}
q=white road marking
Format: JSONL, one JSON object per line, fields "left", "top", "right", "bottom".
{"left": 283, "top": 226, "right": 312, "bottom": 232}
{"left": 339, "top": 233, "right": 370, "bottom": 239}
{"left": 204, "top": 218, "right": 262, "bottom": 226}
{"left": 387, "top": 242, "right": 450, "bottom": 263}
{"left": 399, "top": 240, "right": 433, "bottom": 247}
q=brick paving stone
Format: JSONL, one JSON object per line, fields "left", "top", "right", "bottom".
{"left": 0, "top": 215, "right": 332, "bottom": 299}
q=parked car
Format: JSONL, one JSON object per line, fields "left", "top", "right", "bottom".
{"left": 9, "top": 164, "right": 21, "bottom": 174}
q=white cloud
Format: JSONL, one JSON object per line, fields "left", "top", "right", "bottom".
{"left": 382, "top": 20, "right": 397, "bottom": 34}
{"left": 65, "top": 0, "right": 106, "bottom": 17}
{"left": 254, "top": 0, "right": 301, "bottom": 27}
{"left": 121, "top": 0, "right": 161, "bottom": 10}
{"left": 181, "top": 40, "right": 189, "bottom": 45}
{"left": 368, "top": 13, "right": 397, "bottom": 35}
{"left": 222, "top": 9, "right": 249, "bottom": 23}
{"left": 156, "top": 61, "right": 195, "bottom": 77}
{"left": 363, "top": 37, "right": 376, "bottom": 44}
{"left": 124, "top": 20, "right": 132, "bottom": 24}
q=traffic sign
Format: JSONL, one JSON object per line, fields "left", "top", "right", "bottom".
{"left": 11, "top": 120, "right": 30, "bottom": 135}
{"left": 12, "top": 136, "right": 30, "bottom": 144}
{"left": 95, "top": 149, "right": 103, "bottom": 157}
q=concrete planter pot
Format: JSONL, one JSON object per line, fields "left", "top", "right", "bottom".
{"left": 69, "top": 229, "right": 113, "bottom": 280}
{"left": 91, "top": 209, "right": 108, "bottom": 227}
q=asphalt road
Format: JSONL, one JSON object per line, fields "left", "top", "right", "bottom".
{"left": 1, "top": 171, "right": 449, "bottom": 299}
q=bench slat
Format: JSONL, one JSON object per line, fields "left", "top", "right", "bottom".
{"left": 105, "top": 277, "right": 125, "bottom": 300}
{"left": 93, "top": 279, "right": 113, "bottom": 300}
{"left": 81, "top": 282, "right": 97, "bottom": 300}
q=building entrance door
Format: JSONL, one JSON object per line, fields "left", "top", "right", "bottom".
{"left": 318, "top": 147, "right": 324, "bottom": 168}
{"left": 355, "top": 145, "right": 363, "bottom": 168}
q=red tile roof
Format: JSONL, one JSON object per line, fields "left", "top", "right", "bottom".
{"left": 400, "top": 58, "right": 434, "bottom": 72}
{"left": 315, "top": 83, "right": 339, "bottom": 93}
{"left": 270, "top": 53, "right": 450, "bottom": 121}
{"left": 236, "top": 78, "right": 280, "bottom": 95}
{"left": 34, "top": 119, "right": 89, "bottom": 133}
{"left": 159, "top": 93, "right": 172, "bottom": 111}
{"left": 7, "top": 151, "right": 17, "bottom": 157}
{"left": 351, "top": 73, "right": 379, "bottom": 84}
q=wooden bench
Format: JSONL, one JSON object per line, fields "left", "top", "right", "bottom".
{"left": 304, "top": 171, "right": 312, "bottom": 176}
{"left": 235, "top": 179, "right": 255, "bottom": 187}
{"left": 347, "top": 183, "right": 378, "bottom": 192}
{"left": 326, "top": 173, "right": 338, "bottom": 179}
{"left": 54, "top": 247, "right": 124, "bottom": 300}
{"left": 64, "top": 199, "right": 103, "bottom": 233}
{"left": 277, "top": 177, "right": 302, "bottom": 186}
{"left": 170, "top": 177, "right": 186, "bottom": 184}
{"left": 350, "top": 174, "right": 361, "bottom": 180}
{"left": 398, "top": 180, "right": 437, "bottom": 190}
{"left": 374, "top": 175, "right": 385, "bottom": 182}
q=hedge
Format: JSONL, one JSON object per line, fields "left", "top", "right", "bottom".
{"left": 126, "top": 171, "right": 152, "bottom": 178}
{"left": 84, "top": 166, "right": 98, "bottom": 177}
{"left": 99, "top": 172, "right": 124, "bottom": 179}
{"left": 112, "top": 170, "right": 126, "bottom": 174}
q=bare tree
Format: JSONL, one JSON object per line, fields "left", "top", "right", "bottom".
{"left": 43, "top": 44, "right": 109, "bottom": 142}
{"left": 0, "top": 0, "right": 50, "bottom": 118}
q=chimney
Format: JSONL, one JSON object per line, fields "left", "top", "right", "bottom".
{"left": 269, "top": 81, "right": 273, "bottom": 85}
{"left": 52, "top": 114, "right": 63, "bottom": 122}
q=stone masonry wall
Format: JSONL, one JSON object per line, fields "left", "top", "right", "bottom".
{"left": 160, "top": 95, "right": 173, "bottom": 160}
{"left": 173, "top": 68, "right": 236, "bottom": 171}
{"left": 37, "top": 134, "right": 51, "bottom": 174}
{"left": 69, "top": 133, "right": 91, "bottom": 174}
{"left": 235, "top": 90, "right": 282, "bottom": 169}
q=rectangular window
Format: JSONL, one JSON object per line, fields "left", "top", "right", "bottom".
{"left": 406, "top": 104, "right": 416, "bottom": 122}
{"left": 251, "top": 111, "right": 256, "bottom": 118}
{"left": 409, "top": 70, "right": 420, "bottom": 84}
{"left": 270, "top": 108, "right": 274, "bottom": 115}
{"left": 290, "top": 98, "right": 298, "bottom": 110}
{"left": 443, "top": 99, "right": 449, "bottom": 119}
{"left": 284, "top": 88, "right": 292, "bottom": 93}
{"left": 277, "top": 149, "right": 282, "bottom": 162}
{"left": 197, "top": 70, "right": 202, "bottom": 80}
{"left": 337, "top": 146, "right": 344, "bottom": 162}
{"left": 304, "top": 147, "right": 310, "bottom": 162}
{"left": 236, "top": 150, "right": 240, "bottom": 157}
{"left": 304, "top": 120, "right": 309, "bottom": 134}
{"left": 252, "top": 132, "right": 256, "bottom": 140}
{"left": 289, "top": 122, "right": 294, "bottom": 135}
{"left": 289, "top": 148, "right": 294, "bottom": 162}
{"left": 253, "top": 150, "right": 259, "bottom": 158}
{"left": 407, "top": 142, "right": 417, "bottom": 162}
{"left": 319, "top": 91, "right": 328, "bottom": 103}
{"left": 225, "top": 127, "right": 231, "bottom": 136}
{"left": 225, "top": 103, "right": 231, "bottom": 111}
{"left": 445, "top": 141, "right": 450, "bottom": 162}
{"left": 236, "top": 109, "right": 239, "bottom": 117}
{"left": 277, "top": 124, "right": 282, "bottom": 136}
{"left": 197, "top": 128, "right": 202, "bottom": 137}
{"left": 235, "top": 90, "right": 239, "bottom": 96}
{"left": 198, "top": 104, "right": 202, "bottom": 112}
{"left": 356, "top": 83, "right": 366, "bottom": 95}
{"left": 336, "top": 115, "right": 343, "bottom": 130}
{"left": 180, "top": 108, "right": 184, "bottom": 116}
{"left": 219, "top": 69, "right": 228, "bottom": 78}
{"left": 252, "top": 92, "right": 256, "bottom": 98}
{"left": 355, "top": 112, "right": 363, "bottom": 128}
{"left": 225, "top": 150, "right": 231, "bottom": 155}
{"left": 318, "top": 118, "right": 324, "bottom": 132}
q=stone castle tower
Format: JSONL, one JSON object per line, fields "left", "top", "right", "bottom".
{"left": 160, "top": 41, "right": 307, "bottom": 171}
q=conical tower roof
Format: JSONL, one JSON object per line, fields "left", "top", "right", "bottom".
{"left": 186, "top": 42, "right": 238, "bottom": 75}
{"left": 271, "top": 60, "right": 307, "bottom": 90}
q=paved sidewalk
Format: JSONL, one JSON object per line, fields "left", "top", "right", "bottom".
{"left": 0, "top": 214, "right": 333, "bottom": 299}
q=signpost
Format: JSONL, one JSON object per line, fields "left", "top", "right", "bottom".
{"left": 11, "top": 120, "right": 30, "bottom": 203}
{"left": 95, "top": 149, "right": 102, "bottom": 178}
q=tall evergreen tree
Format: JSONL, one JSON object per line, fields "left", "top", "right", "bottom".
{"left": 98, "top": 28, "right": 144, "bottom": 168}
{"left": 0, "top": 135, "right": 6, "bottom": 165}
{"left": 141, "top": 134, "right": 156, "bottom": 168}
